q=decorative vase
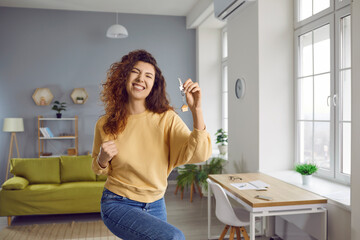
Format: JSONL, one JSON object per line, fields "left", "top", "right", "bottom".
{"left": 302, "top": 175, "right": 312, "bottom": 185}
{"left": 218, "top": 145, "right": 228, "bottom": 155}
{"left": 56, "top": 113, "right": 62, "bottom": 119}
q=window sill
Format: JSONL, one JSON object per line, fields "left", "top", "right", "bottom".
{"left": 261, "top": 170, "right": 350, "bottom": 211}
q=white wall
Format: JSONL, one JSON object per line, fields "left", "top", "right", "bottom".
{"left": 276, "top": 203, "right": 351, "bottom": 240}
{"left": 258, "top": 0, "right": 294, "bottom": 171}
{"left": 351, "top": 0, "right": 360, "bottom": 239}
{"left": 227, "top": 2, "right": 260, "bottom": 173}
{"left": 197, "top": 27, "right": 222, "bottom": 146}
{"left": 227, "top": 0, "right": 293, "bottom": 173}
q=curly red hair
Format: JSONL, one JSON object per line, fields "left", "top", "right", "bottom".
{"left": 101, "top": 49, "right": 174, "bottom": 136}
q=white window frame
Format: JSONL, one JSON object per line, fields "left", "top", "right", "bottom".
{"left": 221, "top": 27, "right": 228, "bottom": 132}
{"left": 334, "top": 5, "right": 351, "bottom": 183}
{"left": 295, "top": 14, "right": 335, "bottom": 180}
{"left": 294, "top": 0, "right": 334, "bottom": 29}
{"left": 294, "top": 0, "right": 351, "bottom": 184}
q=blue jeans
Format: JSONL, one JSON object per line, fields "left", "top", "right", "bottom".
{"left": 100, "top": 188, "right": 185, "bottom": 240}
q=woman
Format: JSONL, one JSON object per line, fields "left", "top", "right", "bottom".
{"left": 92, "top": 49, "right": 212, "bottom": 240}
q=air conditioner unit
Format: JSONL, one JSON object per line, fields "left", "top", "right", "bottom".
{"left": 214, "top": 0, "right": 256, "bottom": 21}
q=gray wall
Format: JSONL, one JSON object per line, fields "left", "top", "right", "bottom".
{"left": 0, "top": 7, "right": 196, "bottom": 184}
{"left": 351, "top": 1, "right": 360, "bottom": 239}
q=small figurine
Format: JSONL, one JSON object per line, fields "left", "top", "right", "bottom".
{"left": 40, "top": 97, "right": 46, "bottom": 106}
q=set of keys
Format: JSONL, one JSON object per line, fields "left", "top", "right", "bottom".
{"left": 178, "top": 78, "right": 188, "bottom": 112}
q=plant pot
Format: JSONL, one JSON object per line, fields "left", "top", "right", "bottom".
{"left": 56, "top": 113, "right": 62, "bottom": 119}
{"left": 302, "top": 175, "right": 312, "bottom": 185}
{"left": 218, "top": 145, "right": 228, "bottom": 155}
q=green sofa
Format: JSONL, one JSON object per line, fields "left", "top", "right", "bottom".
{"left": 0, "top": 155, "right": 106, "bottom": 225}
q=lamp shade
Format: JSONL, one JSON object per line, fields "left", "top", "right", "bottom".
{"left": 106, "top": 24, "right": 128, "bottom": 39}
{"left": 3, "top": 118, "right": 24, "bottom": 132}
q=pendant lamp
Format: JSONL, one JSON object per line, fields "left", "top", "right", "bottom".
{"left": 106, "top": 12, "right": 128, "bottom": 39}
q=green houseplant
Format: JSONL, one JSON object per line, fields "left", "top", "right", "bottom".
{"left": 176, "top": 164, "right": 198, "bottom": 190}
{"left": 76, "top": 96, "right": 84, "bottom": 104}
{"left": 197, "top": 157, "right": 226, "bottom": 192}
{"left": 175, "top": 157, "right": 226, "bottom": 197}
{"left": 295, "top": 163, "right": 318, "bottom": 185}
{"left": 215, "top": 128, "right": 228, "bottom": 155}
{"left": 52, "top": 101, "right": 66, "bottom": 118}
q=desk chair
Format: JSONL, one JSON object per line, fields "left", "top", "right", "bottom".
{"left": 207, "top": 179, "right": 250, "bottom": 240}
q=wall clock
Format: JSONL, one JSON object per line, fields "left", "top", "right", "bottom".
{"left": 235, "top": 78, "right": 246, "bottom": 99}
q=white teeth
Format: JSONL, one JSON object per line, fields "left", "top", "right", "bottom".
{"left": 133, "top": 84, "right": 145, "bottom": 90}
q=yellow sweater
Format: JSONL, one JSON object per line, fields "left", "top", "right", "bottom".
{"left": 91, "top": 110, "right": 212, "bottom": 203}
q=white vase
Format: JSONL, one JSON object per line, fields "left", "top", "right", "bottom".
{"left": 218, "top": 145, "right": 228, "bottom": 155}
{"left": 302, "top": 175, "right": 312, "bottom": 185}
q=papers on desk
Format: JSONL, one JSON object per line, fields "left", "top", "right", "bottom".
{"left": 231, "top": 180, "right": 270, "bottom": 190}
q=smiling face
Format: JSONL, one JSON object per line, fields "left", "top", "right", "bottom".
{"left": 126, "top": 61, "right": 156, "bottom": 104}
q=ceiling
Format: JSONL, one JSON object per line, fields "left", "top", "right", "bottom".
{"left": 0, "top": 0, "right": 201, "bottom": 16}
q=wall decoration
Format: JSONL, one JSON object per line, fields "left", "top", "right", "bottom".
{"left": 70, "top": 88, "right": 88, "bottom": 104}
{"left": 32, "top": 88, "right": 54, "bottom": 106}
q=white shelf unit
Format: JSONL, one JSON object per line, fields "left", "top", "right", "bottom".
{"left": 37, "top": 116, "right": 78, "bottom": 158}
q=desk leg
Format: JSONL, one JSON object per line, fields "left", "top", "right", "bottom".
{"left": 250, "top": 212, "right": 256, "bottom": 240}
{"left": 265, "top": 216, "right": 275, "bottom": 237}
{"left": 208, "top": 185, "right": 211, "bottom": 239}
{"left": 323, "top": 208, "right": 328, "bottom": 240}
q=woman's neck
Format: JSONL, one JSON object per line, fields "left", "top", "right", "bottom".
{"left": 127, "top": 100, "right": 147, "bottom": 115}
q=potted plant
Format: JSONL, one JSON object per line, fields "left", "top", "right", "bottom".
{"left": 295, "top": 163, "right": 318, "bottom": 185}
{"left": 197, "top": 157, "right": 226, "bottom": 194}
{"left": 176, "top": 164, "right": 198, "bottom": 191}
{"left": 76, "top": 96, "right": 84, "bottom": 104}
{"left": 215, "top": 128, "right": 228, "bottom": 155}
{"left": 52, "top": 101, "right": 66, "bottom": 118}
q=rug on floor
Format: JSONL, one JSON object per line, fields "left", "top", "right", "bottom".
{"left": 0, "top": 220, "right": 121, "bottom": 240}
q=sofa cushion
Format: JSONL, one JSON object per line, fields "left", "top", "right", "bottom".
{"left": 0, "top": 181, "right": 105, "bottom": 216}
{"left": 10, "top": 157, "right": 61, "bottom": 184}
{"left": 96, "top": 174, "right": 107, "bottom": 181}
{"left": 2, "top": 176, "right": 29, "bottom": 190}
{"left": 60, "top": 155, "right": 96, "bottom": 182}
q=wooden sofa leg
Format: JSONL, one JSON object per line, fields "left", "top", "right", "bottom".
{"left": 7, "top": 216, "right": 12, "bottom": 226}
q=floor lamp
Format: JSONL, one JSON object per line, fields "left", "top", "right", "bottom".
{"left": 3, "top": 118, "right": 24, "bottom": 180}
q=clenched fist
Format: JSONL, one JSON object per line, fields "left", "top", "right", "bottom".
{"left": 97, "top": 141, "right": 118, "bottom": 168}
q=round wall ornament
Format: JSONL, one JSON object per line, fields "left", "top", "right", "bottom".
{"left": 235, "top": 77, "right": 246, "bottom": 99}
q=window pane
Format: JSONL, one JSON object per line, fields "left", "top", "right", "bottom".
{"left": 222, "top": 31, "right": 228, "bottom": 59}
{"left": 222, "top": 92, "right": 228, "bottom": 119}
{"left": 223, "top": 118, "right": 228, "bottom": 133}
{"left": 314, "top": 24, "right": 330, "bottom": 74}
{"left": 299, "top": 77, "right": 313, "bottom": 120}
{"left": 222, "top": 65, "right": 228, "bottom": 92}
{"left": 341, "top": 15, "right": 351, "bottom": 69}
{"left": 314, "top": 122, "right": 330, "bottom": 169}
{"left": 314, "top": 74, "right": 330, "bottom": 120}
{"left": 313, "top": 0, "right": 330, "bottom": 15}
{"left": 299, "top": 0, "right": 312, "bottom": 21}
{"left": 298, "top": 121, "right": 313, "bottom": 163}
{"left": 341, "top": 123, "right": 351, "bottom": 174}
{"left": 299, "top": 32, "right": 313, "bottom": 77}
{"left": 341, "top": 69, "right": 351, "bottom": 121}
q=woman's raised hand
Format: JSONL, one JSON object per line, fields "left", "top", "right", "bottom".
{"left": 183, "top": 79, "right": 202, "bottom": 112}
{"left": 98, "top": 141, "right": 118, "bottom": 168}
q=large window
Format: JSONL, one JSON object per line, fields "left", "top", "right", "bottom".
{"left": 295, "top": 0, "right": 351, "bottom": 183}
{"left": 222, "top": 27, "right": 228, "bottom": 132}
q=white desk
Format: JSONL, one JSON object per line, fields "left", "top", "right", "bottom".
{"left": 207, "top": 173, "right": 328, "bottom": 240}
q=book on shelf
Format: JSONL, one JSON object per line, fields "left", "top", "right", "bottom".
{"left": 39, "top": 128, "right": 49, "bottom": 138}
{"left": 45, "top": 127, "right": 54, "bottom": 137}
{"left": 40, "top": 127, "right": 54, "bottom": 138}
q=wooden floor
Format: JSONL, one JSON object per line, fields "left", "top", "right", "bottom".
{"left": 0, "top": 183, "right": 270, "bottom": 240}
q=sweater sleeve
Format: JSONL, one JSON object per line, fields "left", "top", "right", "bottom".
{"left": 91, "top": 118, "right": 111, "bottom": 175}
{"left": 168, "top": 112, "right": 212, "bottom": 168}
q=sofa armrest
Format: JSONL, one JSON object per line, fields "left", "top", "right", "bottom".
{"left": 2, "top": 176, "right": 29, "bottom": 190}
